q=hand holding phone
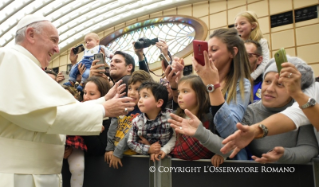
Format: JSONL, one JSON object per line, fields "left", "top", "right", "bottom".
{"left": 72, "top": 44, "right": 84, "bottom": 55}
{"left": 94, "top": 53, "right": 105, "bottom": 70}
{"left": 159, "top": 53, "right": 171, "bottom": 69}
{"left": 274, "top": 48, "right": 287, "bottom": 75}
{"left": 193, "top": 40, "right": 208, "bottom": 66}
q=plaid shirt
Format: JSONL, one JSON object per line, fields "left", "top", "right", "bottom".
{"left": 127, "top": 109, "right": 173, "bottom": 155}
{"left": 170, "top": 120, "right": 214, "bottom": 160}
{"left": 66, "top": 136, "right": 87, "bottom": 151}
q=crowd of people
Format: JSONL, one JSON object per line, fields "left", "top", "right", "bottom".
{"left": 0, "top": 11, "right": 319, "bottom": 187}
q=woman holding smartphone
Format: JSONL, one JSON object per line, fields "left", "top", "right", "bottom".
{"left": 167, "top": 28, "right": 251, "bottom": 161}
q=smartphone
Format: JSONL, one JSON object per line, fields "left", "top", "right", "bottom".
{"left": 94, "top": 53, "right": 105, "bottom": 70}
{"left": 274, "top": 48, "right": 287, "bottom": 75}
{"left": 159, "top": 53, "right": 171, "bottom": 69}
{"left": 72, "top": 44, "right": 84, "bottom": 54}
{"left": 58, "top": 71, "right": 70, "bottom": 85}
{"left": 193, "top": 40, "right": 208, "bottom": 66}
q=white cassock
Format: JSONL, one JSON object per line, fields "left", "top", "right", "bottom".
{"left": 0, "top": 45, "right": 106, "bottom": 187}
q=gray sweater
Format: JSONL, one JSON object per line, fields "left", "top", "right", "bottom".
{"left": 194, "top": 99, "right": 318, "bottom": 163}
{"left": 242, "top": 100, "right": 318, "bottom": 164}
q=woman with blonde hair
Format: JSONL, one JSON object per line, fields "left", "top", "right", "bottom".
{"left": 235, "top": 11, "right": 270, "bottom": 80}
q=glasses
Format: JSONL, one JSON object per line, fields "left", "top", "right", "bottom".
{"left": 247, "top": 53, "right": 260, "bottom": 58}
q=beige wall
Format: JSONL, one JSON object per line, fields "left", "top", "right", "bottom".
{"left": 51, "top": 0, "right": 319, "bottom": 79}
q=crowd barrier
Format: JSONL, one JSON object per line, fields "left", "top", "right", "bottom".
{"left": 62, "top": 155, "right": 319, "bottom": 187}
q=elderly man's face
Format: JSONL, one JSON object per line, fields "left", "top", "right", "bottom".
{"left": 32, "top": 22, "right": 60, "bottom": 68}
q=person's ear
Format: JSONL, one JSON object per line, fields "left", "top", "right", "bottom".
{"left": 230, "top": 47, "right": 238, "bottom": 58}
{"left": 25, "top": 27, "right": 36, "bottom": 44}
{"left": 156, "top": 99, "right": 164, "bottom": 108}
{"left": 126, "top": 64, "right": 133, "bottom": 72}
{"left": 257, "top": 55, "right": 263, "bottom": 65}
{"left": 251, "top": 22, "right": 257, "bottom": 30}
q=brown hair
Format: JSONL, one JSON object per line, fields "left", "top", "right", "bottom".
{"left": 84, "top": 76, "right": 111, "bottom": 96}
{"left": 175, "top": 75, "right": 210, "bottom": 119}
{"left": 210, "top": 28, "right": 252, "bottom": 103}
{"left": 128, "top": 70, "right": 153, "bottom": 86}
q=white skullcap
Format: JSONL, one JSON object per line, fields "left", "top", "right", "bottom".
{"left": 16, "top": 14, "right": 49, "bottom": 31}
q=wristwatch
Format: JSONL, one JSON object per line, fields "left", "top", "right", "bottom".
{"left": 257, "top": 124, "right": 268, "bottom": 138}
{"left": 300, "top": 98, "right": 316, "bottom": 109}
{"left": 206, "top": 83, "right": 220, "bottom": 93}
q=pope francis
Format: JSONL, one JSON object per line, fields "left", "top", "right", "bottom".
{"left": 0, "top": 14, "right": 135, "bottom": 187}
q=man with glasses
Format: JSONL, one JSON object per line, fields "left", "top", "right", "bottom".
{"left": 245, "top": 40, "right": 263, "bottom": 103}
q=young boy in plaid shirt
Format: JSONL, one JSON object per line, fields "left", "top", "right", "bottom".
{"left": 127, "top": 82, "right": 176, "bottom": 160}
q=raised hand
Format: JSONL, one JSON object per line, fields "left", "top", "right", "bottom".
{"left": 104, "top": 80, "right": 126, "bottom": 101}
{"left": 192, "top": 50, "right": 219, "bottom": 85}
{"left": 89, "top": 59, "right": 105, "bottom": 77}
{"left": 168, "top": 109, "right": 201, "bottom": 137}
{"left": 278, "top": 63, "right": 302, "bottom": 99}
{"left": 132, "top": 42, "right": 144, "bottom": 61}
{"left": 69, "top": 48, "right": 78, "bottom": 65}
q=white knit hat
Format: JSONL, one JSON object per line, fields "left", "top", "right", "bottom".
{"left": 16, "top": 14, "right": 49, "bottom": 31}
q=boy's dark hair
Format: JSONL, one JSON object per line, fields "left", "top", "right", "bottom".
{"left": 138, "top": 81, "right": 168, "bottom": 111}
{"left": 45, "top": 69, "right": 57, "bottom": 78}
{"left": 316, "top": 76, "right": 319, "bottom": 82}
{"left": 128, "top": 70, "right": 153, "bottom": 86}
{"left": 114, "top": 51, "right": 135, "bottom": 74}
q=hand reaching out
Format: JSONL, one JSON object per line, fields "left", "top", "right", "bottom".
{"left": 168, "top": 109, "right": 201, "bottom": 137}
{"left": 104, "top": 79, "right": 126, "bottom": 101}
{"left": 102, "top": 94, "right": 135, "bottom": 117}
{"left": 221, "top": 123, "right": 256, "bottom": 158}
{"left": 252, "top": 147, "right": 284, "bottom": 164}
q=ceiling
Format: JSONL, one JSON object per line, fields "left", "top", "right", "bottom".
{"left": 0, "top": 0, "right": 206, "bottom": 54}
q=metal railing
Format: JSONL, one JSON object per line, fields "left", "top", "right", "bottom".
{"left": 62, "top": 155, "right": 319, "bottom": 187}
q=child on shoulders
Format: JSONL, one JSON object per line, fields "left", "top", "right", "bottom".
{"left": 65, "top": 33, "right": 113, "bottom": 91}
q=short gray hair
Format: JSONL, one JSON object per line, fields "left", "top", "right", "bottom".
{"left": 15, "top": 21, "right": 46, "bottom": 44}
{"left": 263, "top": 55, "right": 314, "bottom": 90}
